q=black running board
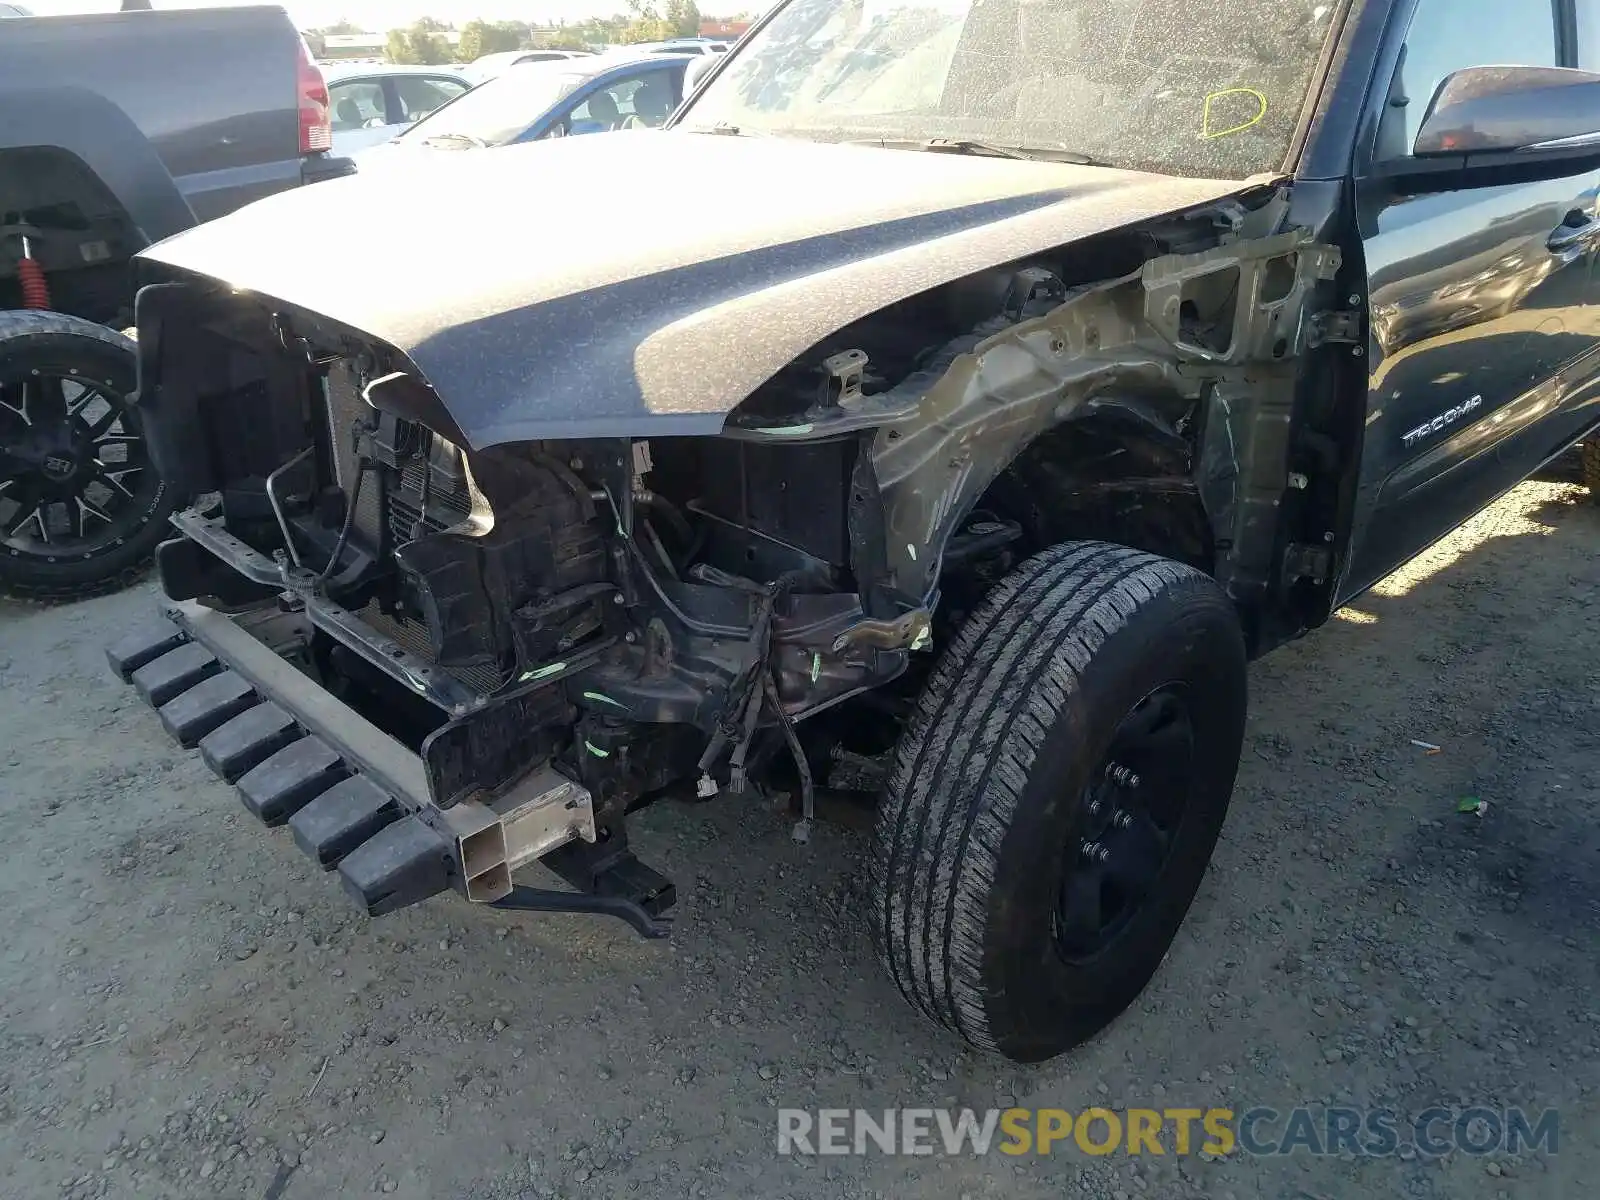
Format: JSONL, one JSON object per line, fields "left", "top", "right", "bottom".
{"left": 109, "top": 607, "right": 458, "bottom": 916}
{"left": 108, "top": 601, "right": 668, "bottom": 936}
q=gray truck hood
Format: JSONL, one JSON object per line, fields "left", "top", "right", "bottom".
{"left": 139, "top": 130, "right": 1252, "bottom": 447}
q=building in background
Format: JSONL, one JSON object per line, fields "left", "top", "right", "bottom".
{"left": 321, "top": 31, "right": 467, "bottom": 62}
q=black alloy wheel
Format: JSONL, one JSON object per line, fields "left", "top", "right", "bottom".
{"left": 1, "top": 367, "right": 152, "bottom": 548}
{"left": 0, "top": 311, "right": 177, "bottom": 600}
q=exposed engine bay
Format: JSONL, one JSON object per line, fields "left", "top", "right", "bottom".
{"left": 128, "top": 183, "right": 1350, "bottom": 928}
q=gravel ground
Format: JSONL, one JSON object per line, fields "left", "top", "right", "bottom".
{"left": 1, "top": 480, "right": 1597, "bottom": 1200}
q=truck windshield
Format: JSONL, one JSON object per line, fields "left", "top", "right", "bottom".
{"left": 678, "top": 0, "right": 1343, "bottom": 180}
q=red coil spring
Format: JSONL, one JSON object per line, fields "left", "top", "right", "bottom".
{"left": 17, "top": 256, "right": 51, "bottom": 310}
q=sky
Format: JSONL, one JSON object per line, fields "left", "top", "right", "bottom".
{"left": 21, "top": 0, "right": 643, "bottom": 29}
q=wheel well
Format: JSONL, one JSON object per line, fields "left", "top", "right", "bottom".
{"left": 972, "top": 410, "right": 1214, "bottom": 573}
{"left": 0, "top": 146, "right": 143, "bottom": 325}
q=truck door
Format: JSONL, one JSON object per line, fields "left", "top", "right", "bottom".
{"left": 1339, "top": 0, "right": 1600, "bottom": 600}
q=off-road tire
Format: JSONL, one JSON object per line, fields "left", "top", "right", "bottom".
{"left": 1581, "top": 439, "right": 1600, "bottom": 502}
{"left": 0, "top": 310, "right": 178, "bottom": 602}
{"left": 872, "top": 541, "right": 1247, "bottom": 1062}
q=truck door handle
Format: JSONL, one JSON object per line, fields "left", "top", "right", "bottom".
{"left": 1548, "top": 214, "right": 1598, "bottom": 252}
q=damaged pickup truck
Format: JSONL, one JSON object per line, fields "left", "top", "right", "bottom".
{"left": 106, "top": 0, "right": 1600, "bottom": 1062}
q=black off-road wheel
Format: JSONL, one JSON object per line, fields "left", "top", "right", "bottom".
{"left": 0, "top": 311, "right": 177, "bottom": 601}
{"left": 872, "top": 542, "right": 1247, "bottom": 1063}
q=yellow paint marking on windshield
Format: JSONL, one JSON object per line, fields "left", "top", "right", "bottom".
{"left": 1201, "top": 88, "right": 1269, "bottom": 140}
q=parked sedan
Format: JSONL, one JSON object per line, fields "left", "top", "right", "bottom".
{"left": 325, "top": 63, "right": 472, "bottom": 156}
{"left": 358, "top": 54, "right": 690, "bottom": 163}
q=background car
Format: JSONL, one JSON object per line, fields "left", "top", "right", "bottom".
{"left": 359, "top": 54, "right": 691, "bottom": 163}
{"left": 325, "top": 63, "right": 472, "bottom": 156}
{"left": 616, "top": 38, "right": 729, "bottom": 55}
{"left": 462, "top": 48, "right": 594, "bottom": 85}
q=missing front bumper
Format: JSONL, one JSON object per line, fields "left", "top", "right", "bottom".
{"left": 106, "top": 600, "right": 600, "bottom": 917}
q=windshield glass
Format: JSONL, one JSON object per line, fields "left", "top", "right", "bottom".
{"left": 678, "top": 0, "right": 1342, "bottom": 179}
{"left": 400, "top": 66, "right": 588, "bottom": 146}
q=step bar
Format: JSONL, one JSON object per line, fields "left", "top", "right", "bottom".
{"left": 108, "top": 600, "right": 598, "bottom": 916}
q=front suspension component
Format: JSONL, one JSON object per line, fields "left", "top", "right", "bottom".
{"left": 2, "top": 226, "right": 53, "bottom": 309}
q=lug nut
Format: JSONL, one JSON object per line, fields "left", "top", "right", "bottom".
{"left": 1113, "top": 810, "right": 1134, "bottom": 830}
{"left": 1107, "top": 763, "right": 1141, "bottom": 788}
{"left": 1080, "top": 840, "right": 1110, "bottom": 863}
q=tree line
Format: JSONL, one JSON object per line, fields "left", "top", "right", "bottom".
{"left": 303, "top": 2, "right": 742, "bottom": 66}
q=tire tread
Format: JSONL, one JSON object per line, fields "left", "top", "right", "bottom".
{"left": 871, "top": 541, "right": 1224, "bottom": 1052}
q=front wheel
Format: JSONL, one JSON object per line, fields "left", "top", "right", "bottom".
{"left": 0, "top": 310, "right": 178, "bottom": 601}
{"left": 872, "top": 542, "right": 1248, "bottom": 1062}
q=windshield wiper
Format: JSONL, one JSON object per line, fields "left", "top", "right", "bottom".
{"left": 849, "top": 137, "right": 1111, "bottom": 166}
{"left": 680, "top": 121, "right": 766, "bottom": 137}
{"left": 419, "top": 132, "right": 488, "bottom": 149}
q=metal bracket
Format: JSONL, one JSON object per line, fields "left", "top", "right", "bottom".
{"left": 1308, "top": 309, "right": 1362, "bottom": 347}
{"left": 500, "top": 838, "right": 678, "bottom": 938}
{"left": 999, "top": 266, "right": 1065, "bottom": 321}
{"left": 1283, "top": 542, "right": 1333, "bottom": 586}
{"left": 452, "top": 765, "right": 598, "bottom": 901}
{"left": 818, "top": 349, "right": 868, "bottom": 410}
{"left": 831, "top": 607, "right": 933, "bottom": 653}
{"left": 489, "top": 886, "right": 672, "bottom": 939}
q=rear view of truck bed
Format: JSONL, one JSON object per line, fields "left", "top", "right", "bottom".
{"left": 0, "top": 5, "right": 349, "bottom": 223}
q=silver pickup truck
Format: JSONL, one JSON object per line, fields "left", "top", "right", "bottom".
{"left": 0, "top": 4, "right": 353, "bottom": 599}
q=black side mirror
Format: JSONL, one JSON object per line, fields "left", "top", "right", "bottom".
{"left": 1415, "top": 65, "right": 1600, "bottom": 156}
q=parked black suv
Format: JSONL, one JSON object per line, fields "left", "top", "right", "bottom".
{"left": 109, "top": 0, "right": 1600, "bottom": 1062}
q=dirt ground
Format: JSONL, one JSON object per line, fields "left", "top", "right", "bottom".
{"left": 1, "top": 480, "right": 1597, "bottom": 1200}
